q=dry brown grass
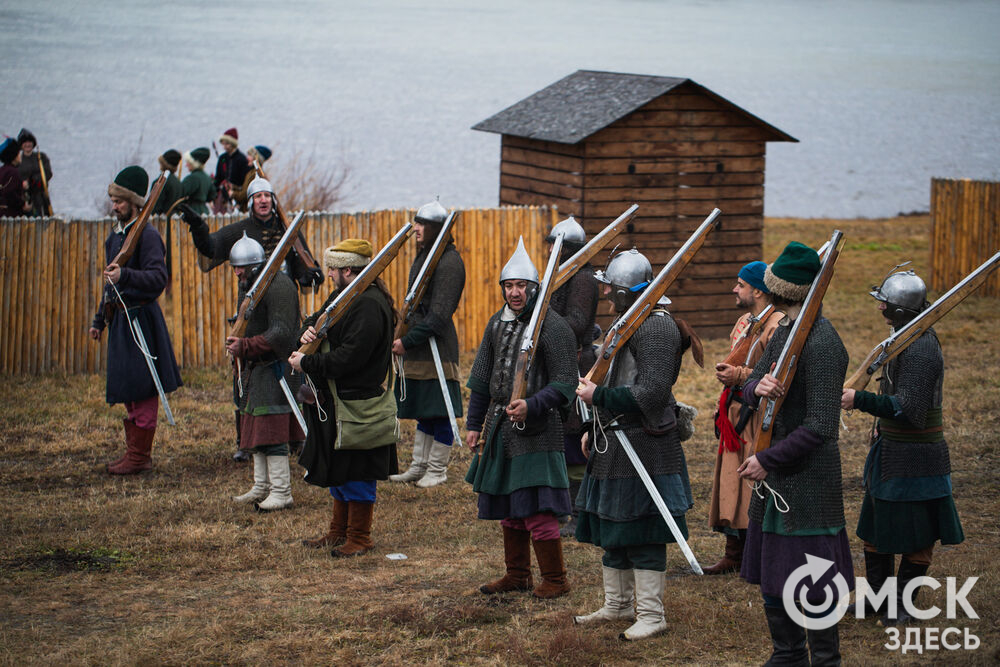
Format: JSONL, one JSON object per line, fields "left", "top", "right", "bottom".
{"left": 2, "top": 215, "right": 998, "bottom": 665}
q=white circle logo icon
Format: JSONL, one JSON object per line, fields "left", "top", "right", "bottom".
{"left": 782, "top": 554, "right": 851, "bottom": 630}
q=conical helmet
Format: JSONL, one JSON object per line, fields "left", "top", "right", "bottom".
{"left": 546, "top": 215, "right": 586, "bottom": 250}
{"left": 246, "top": 177, "right": 273, "bottom": 199}
{"left": 414, "top": 199, "right": 448, "bottom": 226}
{"left": 499, "top": 236, "right": 539, "bottom": 285}
{"left": 229, "top": 232, "right": 266, "bottom": 267}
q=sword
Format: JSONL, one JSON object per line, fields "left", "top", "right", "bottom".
{"left": 278, "top": 375, "right": 308, "bottom": 435}
{"left": 131, "top": 315, "right": 176, "bottom": 426}
{"left": 428, "top": 335, "right": 461, "bottom": 443}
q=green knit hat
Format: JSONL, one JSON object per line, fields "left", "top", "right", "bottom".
{"left": 184, "top": 147, "right": 211, "bottom": 170}
{"left": 108, "top": 165, "right": 148, "bottom": 209}
{"left": 764, "top": 241, "right": 820, "bottom": 301}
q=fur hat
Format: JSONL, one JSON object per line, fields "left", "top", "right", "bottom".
{"left": 219, "top": 127, "right": 239, "bottom": 148}
{"left": 16, "top": 128, "right": 37, "bottom": 147}
{"left": 324, "top": 239, "right": 373, "bottom": 270}
{"left": 184, "top": 147, "right": 210, "bottom": 170}
{"left": 158, "top": 149, "right": 181, "bottom": 172}
{"left": 0, "top": 138, "right": 18, "bottom": 164}
{"left": 108, "top": 166, "right": 148, "bottom": 208}
{"left": 248, "top": 145, "right": 272, "bottom": 163}
{"left": 738, "top": 260, "right": 769, "bottom": 293}
{"left": 764, "top": 242, "right": 820, "bottom": 301}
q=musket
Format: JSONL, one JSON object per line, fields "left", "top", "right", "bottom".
{"left": 396, "top": 209, "right": 460, "bottom": 339}
{"left": 551, "top": 204, "right": 637, "bottom": 291}
{"left": 844, "top": 248, "right": 1000, "bottom": 392}
{"left": 36, "top": 151, "right": 53, "bottom": 217}
{"left": 753, "top": 230, "right": 845, "bottom": 454}
{"left": 583, "top": 208, "right": 722, "bottom": 386}
{"left": 254, "top": 160, "right": 322, "bottom": 279}
{"left": 509, "top": 233, "right": 564, "bottom": 404}
{"left": 109, "top": 171, "right": 168, "bottom": 269}
{"left": 228, "top": 210, "right": 307, "bottom": 340}
{"left": 297, "top": 223, "right": 414, "bottom": 355}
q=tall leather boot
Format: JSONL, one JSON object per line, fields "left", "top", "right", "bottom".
{"left": 532, "top": 538, "right": 570, "bottom": 599}
{"left": 858, "top": 551, "right": 894, "bottom": 619}
{"left": 302, "top": 499, "right": 349, "bottom": 548}
{"left": 107, "top": 420, "right": 154, "bottom": 475}
{"left": 762, "top": 605, "right": 808, "bottom": 666}
{"left": 232, "top": 410, "right": 250, "bottom": 462}
{"left": 389, "top": 430, "right": 432, "bottom": 482}
{"left": 331, "top": 502, "right": 375, "bottom": 558}
{"left": 574, "top": 566, "right": 635, "bottom": 625}
{"left": 620, "top": 570, "right": 667, "bottom": 640}
{"left": 480, "top": 526, "right": 533, "bottom": 594}
{"left": 807, "top": 623, "right": 841, "bottom": 667}
{"left": 107, "top": 418, "right": 133, "bottom": 468}
{"left": 703, "top": 534, "right": 744, "bottom": 575}
{"left": 256, "top": 455, "right": 293, "bottom": 511}
{"left": 884, "top": 558, "right": 929, "bottom": 626}
{"left": 415, "top": 440, "right": 452, "bottom": 488}
{"left": 233, "top": 452, "right": 270, "bottom": 504}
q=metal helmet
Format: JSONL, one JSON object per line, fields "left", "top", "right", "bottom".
{"left": 499, "top": 236, "right": 539, "bottom": 285}
{"left": 414, "top": 199, "right": 448, "bottom": 226}
{"left": 229, "top": 232, "right": 266, "bottom": 267}
{"left": 870, "top": 267, "right": 927, "bottom": 327}
{"left": 246, "top": 176, "right": 273, "bottom": 200}
{"left": 546, "top": 215, "right": 586, "bottom": 251}
{"left": 596, "top": 248, "right": 653, "bottom": 312}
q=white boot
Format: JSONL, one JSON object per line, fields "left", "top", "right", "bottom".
{"left": 257, "top": 455, "right": 293, "bottom": 511}
{"left": 415, "top": 440, "right": 452, "bottom": 488}
{"left": 233, "top": 452, "right": 270, "bottom": 503}
{"left": 574, "top": 566, "right": 636, "bottom": 625}
{"left": 620, "top": 569, "right": 667, "bottom": 640}
{"left": 389, "top": 430, "right": 432, "bottom": 482}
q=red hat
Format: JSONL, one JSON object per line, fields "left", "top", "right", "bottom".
{"left": 219, "top": 127, "right": 239, "bottom": 147}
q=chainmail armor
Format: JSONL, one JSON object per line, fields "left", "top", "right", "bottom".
{"left": 549, "top": 265, "right": 598, "bottom": 359}
{"left": 401, "top": 244, "right": 465, "bottom": 372}
{"left": 239, "top": 271, "right": 300, "bottom": 413}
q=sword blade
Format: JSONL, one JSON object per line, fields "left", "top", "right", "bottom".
{"left": 428, "top": 336, "right": 461, "bottom": 443}
{"left": 131, "top": 316, "right": 176, "bottom": 426}
{"left": 278, "top": 376, "right": 308, "bottom": 436}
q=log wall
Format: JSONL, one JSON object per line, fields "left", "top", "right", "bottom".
{"left": 930, "top": 178, "right": 1000, "bottom": 296}
{"left": 0, "top": 206, "right": 556, "bottom": 375}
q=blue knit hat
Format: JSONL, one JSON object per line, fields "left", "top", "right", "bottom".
{"left": 0, "top": 137, "right": 18, "bottom": 164}
{"left": 738, "top": 261, "right": 769, "bottom": 293}
{"left": 251, "top": 145, "right": 272, "bottom": 162}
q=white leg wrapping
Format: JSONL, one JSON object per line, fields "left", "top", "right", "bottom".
{"left": 257, "top": 455, "right": 293, "bottom": 511}
{"left": 415, "top": 440, "right": 452, "bottom": 488}
{"left": 621, "top": 569, "right": 667, "bottom": 640}
{"left": 574, "top": 566, "right": 636, "bottom": 625}
{"left": 389, "top": 430, "right": 432, "bottom": 482}
{"left": 233, "top": 452, "right": 270, "bottom": 503}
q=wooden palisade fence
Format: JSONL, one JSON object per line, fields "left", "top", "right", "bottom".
{"left": 930, "top": 178, "right": 1000, "bottom": 297}
{"left": 0, "top": 207, "right": 556, "bottom": 375}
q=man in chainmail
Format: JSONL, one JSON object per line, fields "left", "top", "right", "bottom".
{"left": 389, "top": 200, "right": 466, "bottom": 488}
{"left": 543, "top": 216, "right": 599, "bottom": 538}
{"left": 737, "top": 242, "right": 852, "bottom": 665}
{"left": 177, "top": 176, "right": 322, "bottom": 461}
{"left": 226, "top": 233, "right": 303, "bottom": 511}
{"left": 705, "top": 261, "right": 784, "bottom": 574}
{"left": 842, "top": 268, "right": 963, "bottom": 625}
{"left": 573, "top": 248, "right": 693, "bottom": 641}
{"left": 464, "top": 237, "right": 577, "bottom": 599}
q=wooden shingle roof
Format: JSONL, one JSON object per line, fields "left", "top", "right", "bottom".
{"left": 472, "top": 69, "right": 797, "bottom": 144}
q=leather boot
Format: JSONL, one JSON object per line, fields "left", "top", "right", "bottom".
{"left": 807, "top": 624, "right": 841, "bottom": 667}
{"left": 233, "top": 452, "right": 270, "bottom": 503}
{"left": 232, "top": 410, "right": 250, "bottom": 462}
{"left": 302, "top": 499, "right": 349, "bottom": 548}
{"left": 415, "top": 440, "right": 452, "bottom": 488}
{"left": 621, "top": 570, "right": 667, "bottom": 640}
{"left": 389, "top": 430, "right": 432, "bottom": 482}
{"left": 703, "top": 534, "right": 743, "bottom": 575}
{"left": 256, "top": 455, "right": 293, "bottom": 511}
{"left": 480, "top": 526, "right": 533, "bottom": 594}
{"left": 107, "top": 420, "right": 154, "bottom": 475}
{"left": 331, "top": 502, "right": 375, "bottom": 558}
{"left": 531, "top": 538, "right": 570, "bottom": 599}
{"left": 762, "top": 605, "right": 809, "bottom": 666}
{"left": 857, "top": 551, "right": 894, "bottom": 620}
{"left": 107, "top": 418, "right": 133, "bottom": 468}
{"left": 574, "top": 566, "right": 635, "bottom": 625}
{"left": 883, "top": 558, "right": 929, "bottom": 626}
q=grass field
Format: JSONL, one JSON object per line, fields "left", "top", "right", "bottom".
{"left": 2, "top": 215, "right": 998, "bottom": 665}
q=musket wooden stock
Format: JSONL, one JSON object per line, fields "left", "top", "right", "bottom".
{"left": 254, "top": 161, "right": 321, "bottom": 271}
{"left": 395, "top": 210, "right": 461, "bottom": 340}
{"left": 109, "top": 171, "right": 168, "bottom": 268}
{"left": 551, "top": 204, "right": 637, "bottom": 291}
{"left": 583, "top": 208, "right": 722, "bottom": 387}
{"left": 752, "top": 230, "right": 845, "bottom": 454}
{"left": 298, "top": 224, "right": 414, "bottom": 355}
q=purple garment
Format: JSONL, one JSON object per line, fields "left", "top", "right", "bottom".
{"left": 466, "top": 390, "right": 489, "bottom": 433}
{"left": 756, "top": 426, "right": 823, "bottom": 470}
{"left": 526, "top": 384, "right": 564, "bottom": 419}
{"left": 741, "top": 520, "right": 855, "bottom": 603}
{"left": 477, "top": 486, "right": 572, "bottom": 520}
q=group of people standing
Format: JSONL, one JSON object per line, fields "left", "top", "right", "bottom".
{"left": 90, "top": 163, "right": 965, "bottom": 663}
{"left": 0, "top": 128, "right": 52, "bottom": 218}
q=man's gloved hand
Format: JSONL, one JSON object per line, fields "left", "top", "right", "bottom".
{"left": 297, "top": 265, "right": 324, "bottom": 290}
{"left": 177, "top": 203, "right": 204, "bottom": 227}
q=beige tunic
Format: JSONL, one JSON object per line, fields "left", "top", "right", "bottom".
{"left": 708, "top": 308, "right": 783, "bottom": 530}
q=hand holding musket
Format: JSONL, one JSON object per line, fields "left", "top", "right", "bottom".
{"left": 108, "top": 171, "right": 168, "bottom": 270}
{"left": 752, "top": 230, "right": 845, "bottom": 454}
{"left": 228, "top": 211, "right": 307, "bottom": 340}
{"left": 395, "top": 210, "right": 460, "bottom": 340}
{"left": 844, "top": 247, "right": 1000, "bottom": 393}
{"left": 253, "top": 160, "right": 323, "bottom": 282}
{"left": 582, "top": 208, "right": 722, "bottom": 387}
{"left": 551, "top": 204, "right": 637, "bottom": 291}
{"left": 296, "top": 223, "right": 414, "bottom": 356}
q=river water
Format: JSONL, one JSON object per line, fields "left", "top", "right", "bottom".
{"left": 3, "top": 0, "right": 999, "bottom": 219}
